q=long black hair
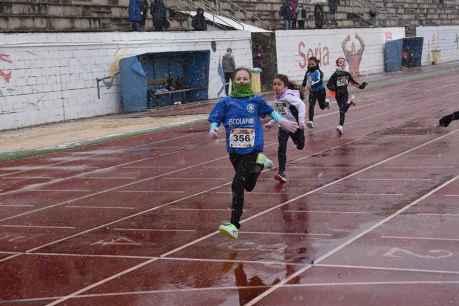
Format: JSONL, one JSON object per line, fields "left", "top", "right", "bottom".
{"left": 274, "top": 74, "right": 305, "bottom": 100}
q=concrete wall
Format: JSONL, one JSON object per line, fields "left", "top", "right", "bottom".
{"left": 416, "top": 25, "right": 459, "bottom": 66}
{"left": 0, "top": 31, "right": 252, "bottom": 131}
{"left": 275, "top": 27, "right": 405, "bottom": 84}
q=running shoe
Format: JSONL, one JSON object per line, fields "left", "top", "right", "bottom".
{"left": 219, "top": 222, "right": 239, "bottom": 240}
{"left": 306, "top": 121, "right": 315, "bottom": 129}
{"left": 256, "top": 153, "right": 273, "bottom": 169}
{"left": 336, "top": 125, "right": 343, "bottom": 136}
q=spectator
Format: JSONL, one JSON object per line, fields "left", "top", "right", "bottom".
{"left": 279, "top": 2, "right": 293, "bottom": 29}
{"left": 128, "top": 0, "right": 148, "bottom": 32}
{"left": 296, "top": 3, "right": 306, "bottom": 29}
{"left": 192, "top": 8, "right": 207, "bottom": 31}
{"left": 222, "top": 48, "right": 236, "bottom": 95}
{"left": 151, "top": 0, "right": 169, "bottom": 31}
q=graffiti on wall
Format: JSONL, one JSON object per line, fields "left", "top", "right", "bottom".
{"left": 342, "top": 34, "right": 365, "bottom": 78}
{"left": 0, "top": 53, "right": 13, "bottom": 83}
{"left": 298, "top": 42, "right": 330, "bottom": 69}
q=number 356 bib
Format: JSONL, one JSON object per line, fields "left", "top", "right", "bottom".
{"left": 230, "top": 128, "right": 255, "bottom": 148}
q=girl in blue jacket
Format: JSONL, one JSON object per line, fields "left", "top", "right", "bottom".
{"left": 208, "top": 67, "right": 298, "bottom": 240}
{"left": 302, "top": 57, "right": 329, "bottom": 128}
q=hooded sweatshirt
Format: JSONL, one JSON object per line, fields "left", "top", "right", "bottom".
{"left": 273, "top": 89, "right": 305, "bottom": 127}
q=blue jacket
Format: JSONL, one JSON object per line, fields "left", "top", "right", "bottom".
{"left": 303, "top": 68, "right": 325, "bottom": 92}
{"left": 208, "top": 95, "right": 274, "bottom": 155}
{"left": 128, "top": 0, "right": 146, "bottom": 22}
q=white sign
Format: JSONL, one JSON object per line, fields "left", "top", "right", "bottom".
{"left": 417, "top": 26, "right": 459, "bottom": 65}
{"left": 275, "top": 27, "right": 405, "bottom": 84}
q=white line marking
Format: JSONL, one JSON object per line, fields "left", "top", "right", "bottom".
{"left": 123, "top": 166, "right": 177, "bottom": 169}
{"left": 242, "top": 174, "right": 459, "bottom": 306}
{"left": 25, "top": 189, "right": 91, "bottom": 192}
{"left": 216, "top": 192, "right": 289, "bottom": 195}
{"left": 80, "top": 177, "right": 136, "bottom": 180}
{"left": 0, "top": 253, "right": 22, "bottom": 263}
{"left": 0, "top": 225, "right": 76, "bottom": 230}
{"left": 316, "top": 263, "right": 459, "bottom": 275}
{"left": 170, "top": 208, "right": 231, "bottom": 212}
{"left": 0, "top": 204, "right": 35, "bottom": 208}
{"left": 322, "top": 192, "right": 403, "bottom": 196}
{"left": 357, "top": 178, "right": 434, "bottom": 181}
{"left": 118, "top": 190, "right": 185, "bottom": 194}
{"left": 164, "top": 178, "right": 228, "bottom": 181}
{"left": 284, "top": 281, "right": 459, "bottom": 287}
{"left": 412, "top": 213, "right": 459, "bottom": 217}
{"left": 65, "top": 206, "right": 136, "bottom": 210}
{"left": 161, "top": 256, "right": 304, "bottom": 266}
{"left": 1, "top": 176, "right": 54, "bottom": 179}
{"left": 445, "top": 195, "right": 459, "bottom": 197}
{"left": 30, "top": 252, "right": 154, "bottom": 260}
{"left": 240, "top": 231, "right": 333, "bottom": 237}
{"left": 381, "top": 235, "right": 459, "bottom": 242}
{"left": 284, "top": 210, "right": 373, "bottom": 215}
{"left": 113, "top": 228, "right": 196, "bottom": 232}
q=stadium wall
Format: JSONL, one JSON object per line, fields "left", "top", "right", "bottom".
{"left": 0, "top": 31, "right": 252, "bottom": 131}
{"left": 416, "top": 26, "right": 459, "bottom": 66}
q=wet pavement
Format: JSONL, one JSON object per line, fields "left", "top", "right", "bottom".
{"left": 1, "top": 69, "right": 459, "bottom": 305}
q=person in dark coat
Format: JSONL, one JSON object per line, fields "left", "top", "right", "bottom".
{"left": 192, "top": 8, "right": 207, "bottom": 31}
{"left": 279, "top": 2, "right": 293, "bottom": 29}
{"left": 151, "top": 0, "right": 169, "bottom": 31}
{"left": 128, "top": 0, "right": 148, "bottom": 31}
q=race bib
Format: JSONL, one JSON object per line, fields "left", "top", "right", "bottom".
{"left": 274, "top": 102, "right": 288, "bottom": 115}
{"left": 230, "top": 128, "right": 255, "bottom": 148}
{"left": 337, "top": 76, "right": 348, "bottom": 87}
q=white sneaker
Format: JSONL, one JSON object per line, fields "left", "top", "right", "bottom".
{"left": 306, "top": 121, "right": 315, "bottom": 129}
{"left": 219, "top": 222, "right": 239, "bottom": 240}
{"left": 336, "top": 125, "right": 343, "bottom": 136}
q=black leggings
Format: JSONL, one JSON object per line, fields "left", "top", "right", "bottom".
{"left": 308, "top": 89, "right": 327, "bottom": 122}
{"left": 336, "top": 93, "right": 351, "bottom": 126}
{"left": 278, "top": 128, "right": 305, "bottom": 174}
{"left": 230, "top": 153, "right": 263, "bottom": 228}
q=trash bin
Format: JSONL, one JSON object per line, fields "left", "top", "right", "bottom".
{"left": 251, "top": 68, "right": 262, "bottom": 94}
{"left": 431, "top": 49, "right": 441, "bottom": 65}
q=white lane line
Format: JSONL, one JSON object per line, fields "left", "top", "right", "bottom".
{"left": 381, "top": 235, "right": 459, "bottom": 242}
{"left": 322, "top": 192, "right": 403, "bottom": 197}
{"left": 164, "top": 178, "right": 228, "bottom": 181}
{"left": 240, "top": 231, "right": 333, "bottom": 237}
{"left": 0, "top": 204, "right": 35, "bottom": 208}
{"left": 1, "top": 176, "right": 54, "bottom": 179}
{"left": 80, "top": 177, "right": 137, "bottom": 180}
{"left": 118, "top": 190, "right": 185, "bottom": 194}
{"left": 216, "top": 192, "right": 289, "bottom": 195}
{"left": 242, "top": 174, "right": 459, "bottom": 306}
{"left": 65, "top": 206, "right": 136, "bottom": 210}
{"left": 357, "top": 178, "right": 434, "bottom": 181}
{"left": 445, "top": 195, "right": 459, "bottom": 197}
{"left": 25, "top": 189, "right": 91, "bottom": 193}
{"left": 0, "top": 225, "right": 76, "bottom": 230}
{"left": 0, "top": 253, "right": 22, "bottom": 263}
{"left": 316, "top": 263, "right": 459, "bottom": 275}
{"left": 30, "top": 252, "right": 154, "bottom": 260}
{"left": 113, "top": 228, "right": 196, "bottom": 232}
{"left": 284, "top": 210, "right": 373, "bottom": 215}
{"left": 170, "top": 208, "right": 231, "bottom": 212}
{"left": 411, "top": 213, "right": 459, "bottom": 217}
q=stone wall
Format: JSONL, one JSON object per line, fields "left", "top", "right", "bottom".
{"left": 1, "top": 0, "right": 458, "bottom": 33}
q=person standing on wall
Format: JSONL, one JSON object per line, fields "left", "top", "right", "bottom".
{"left": 279, "top": 1, "right": 293, "bottom": 30}
{"left": 128, "top": 0, "right": 148, "bottom": 32}
{"left": 222, "top": 48, "right": 236, "bottom": 96}
{"left": 192, "top": 8, "right": 208, "bottom": 31}
{"left": 296, "top": 2, "right": 306, "bottom": 29}
{"left": 151, "top": 0, "right": 169, "bottom": 31}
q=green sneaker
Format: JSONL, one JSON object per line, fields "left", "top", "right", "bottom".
{"left": 256, "top": 153, "right": 273, "bottom": 169}
{"left": 219, "top": 222, "right": 239, "bottom": 240}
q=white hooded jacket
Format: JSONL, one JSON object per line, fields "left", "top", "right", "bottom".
{"left": 271, "top": 89, "right": 305, "bottom": 129}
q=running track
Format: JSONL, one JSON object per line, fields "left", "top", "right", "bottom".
{"left": 1, "top": 71, "right": 459, "bottom": 306}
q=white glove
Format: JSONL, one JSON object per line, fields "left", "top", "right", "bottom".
{"left": 209, "top": 128, "right": 218, "bottom": 139}
{"left": 279, "top": 119, "right": 299, "bottom": 133}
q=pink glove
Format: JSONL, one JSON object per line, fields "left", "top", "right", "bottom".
{"left": 264, "top": 120, "right": 275, "bottom": 129}
{"left": 279, "top": 119, "right": 299, "bottom": 133}
{"left": 209, "top": 129, "right": 218, "bottom": 139}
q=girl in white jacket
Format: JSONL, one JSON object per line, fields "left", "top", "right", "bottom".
{"left": 266, "top": 74, "right": 306, "bottom": 183}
